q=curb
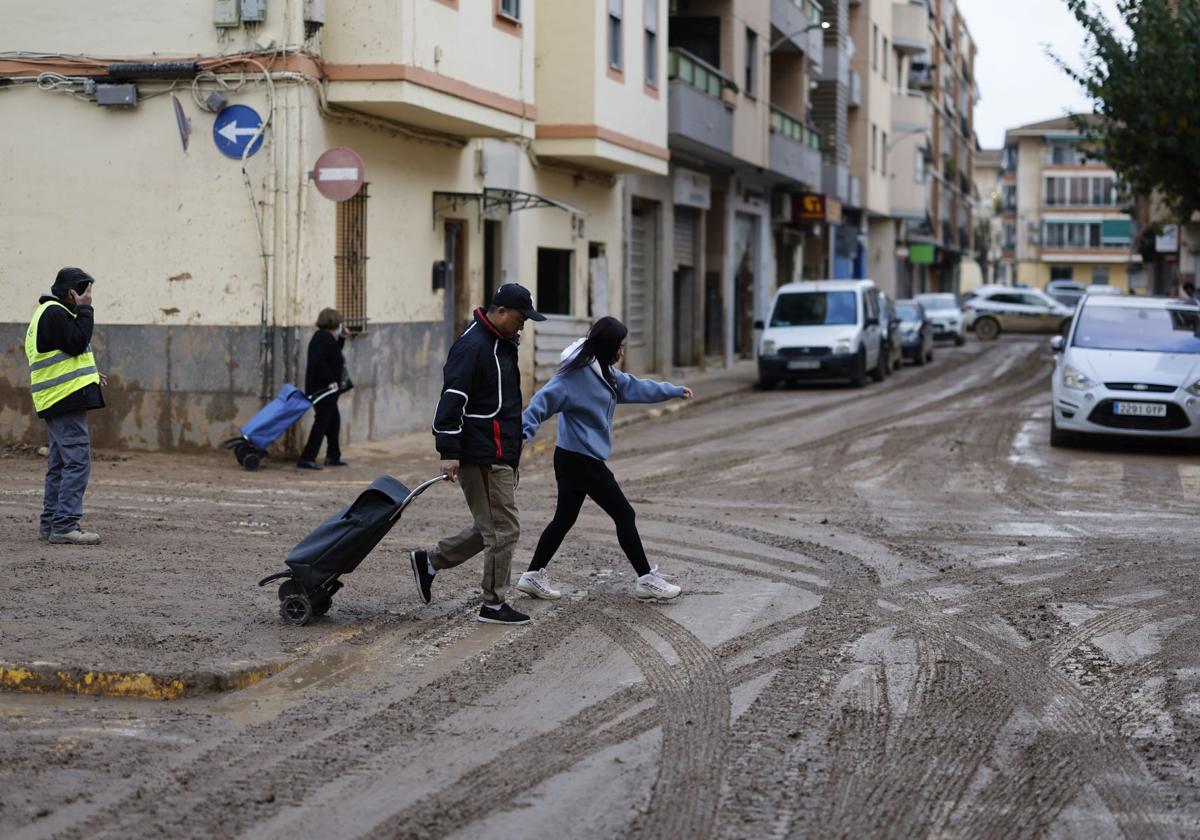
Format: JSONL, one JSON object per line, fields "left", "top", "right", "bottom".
{"left": 0, "top": 660, "right": 289, "bottom": 701}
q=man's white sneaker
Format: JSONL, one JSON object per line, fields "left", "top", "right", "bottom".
{"left": 635, "top": 571, "right": 681, "bottom": 601}
{"left": 516, "top": 569, "right": 562, "bottom": 600}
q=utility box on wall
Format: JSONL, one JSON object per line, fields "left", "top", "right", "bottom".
{"left": 241, "top": 0, "right": 267, "bottom": 22}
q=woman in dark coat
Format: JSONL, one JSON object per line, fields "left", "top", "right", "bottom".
{"left": 298, "top": 308, "right": 349, "bottom": 470}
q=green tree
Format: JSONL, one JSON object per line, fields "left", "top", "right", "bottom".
{"left": 1053, "top": 0, "right": 1200, "bottom": 221}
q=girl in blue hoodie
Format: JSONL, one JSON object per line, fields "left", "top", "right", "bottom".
{"left": 519, "top": 317, "right": 692, "bottom": 601}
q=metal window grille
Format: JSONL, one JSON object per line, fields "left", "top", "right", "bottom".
{"left": 336, "top": 185, "right": 369, "bottom": 333}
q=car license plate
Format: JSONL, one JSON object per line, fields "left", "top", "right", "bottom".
{"left": 1112, "top": 402, "right": 1167, "bottom": 417}
{"left": 787, "top": 359, "right": 821, "bottom": 370}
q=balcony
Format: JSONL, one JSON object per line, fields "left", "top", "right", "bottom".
{"left": 771, "top": 0, "right": 823, "bottom": 61}
{"left": 322, "top": 3, "right": 534, "bottom": 138}
{"left": 668, "top": 48, "right": 736, "bottom": 161}
{"left": 892, "top": 91, "right": 930, "bottom": 133}
{"left": 768, "top": 106, "right": 822, "bottom": 189}
{"left": 892, "top": 1, "right": 930, "bottom": 54}
{"left": 848, "top": 70, "right": 862, "bottom": 108}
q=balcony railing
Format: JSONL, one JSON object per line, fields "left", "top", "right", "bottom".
{"left": 668, "top": 48, "right": 736, "bottom": 102}
{"left": 770, "top": 106, "right": 822, "bottom": 150}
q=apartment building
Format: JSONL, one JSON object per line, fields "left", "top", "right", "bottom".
{"left": 971, "top": 147, "right": 1005, "bottom": 288}
{"left": 0, "top": 0, "right": 668, "bottom": 450}
{"left": 999, "top": 115, "right": 1137, "bottom": 291}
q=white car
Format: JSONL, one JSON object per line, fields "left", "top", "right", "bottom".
{"left": 1050, "top": 295, "right": 1200, "bottom": 446}
{"left": 963, "top": 285, "right": 1075, "bottom": 340}
{"left": 756, "top": 280, "right": 887, "bottom": 388}
{"left": 1085, "top": 284, "right": 1123, "bottom": 297}
{"left": 915, "top": 293, "right": 966, "bottom": 345}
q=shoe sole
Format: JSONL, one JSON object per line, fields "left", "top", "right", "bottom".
{"left": 634, "top": 590, "right": 681, "bottom": 601}
{"left": 409, "top": 552, "right": 432, "bottom": 605}
{"left": 476, "top": 614, "right": 531, "bottom": 625}
{"left": 515, "top": 582, "right": 562, "bottom": 600}
{"left": 48, "top": 537, "right": 101, "bottom": 545}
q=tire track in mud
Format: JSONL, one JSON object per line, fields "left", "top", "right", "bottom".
{"left": 46, "top": 610, "right": 564, "bottom": 840}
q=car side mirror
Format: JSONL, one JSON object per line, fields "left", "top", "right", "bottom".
{"left": 1049, "top": 335, "right": 1064, "bottom": 352}
{"left": 753, "top": 319, "right": 765, "bottom": 331}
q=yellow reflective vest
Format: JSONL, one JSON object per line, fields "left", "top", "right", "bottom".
{"left": 25, "top": 300, "right": 101, "bottom": 414}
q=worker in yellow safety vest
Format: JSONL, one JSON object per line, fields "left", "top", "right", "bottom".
{"left": 26, "top": 268, "right": 107, "bottom": 545}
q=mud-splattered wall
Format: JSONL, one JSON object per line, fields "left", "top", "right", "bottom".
{"left": 1, "top": 321, "right": 442, "bottom": 452}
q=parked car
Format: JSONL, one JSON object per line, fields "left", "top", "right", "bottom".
{"left": 963, "top": 285, "right": 1074, "bottom": 340}
{"left": 1050, "top": 295, "right": 1200, "bottom": 447}
{"left": 915, "top": 293, "right": 966, "bottom": 345}
{"left": 1046, "top": 279, "right": 1088, "bottom": 307}
{"left": 876, "top": 289, "right": 903, "bottom": 375}
{"left": 756, "top": 280, "right": 886, "bottom": 388}
{"left": 895, "top": 299, "right": 934, "bottom": 365}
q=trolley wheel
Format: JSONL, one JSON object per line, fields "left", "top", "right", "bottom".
{"left": 280, "top": 593, "right": 313, "bottom": 626}
{"left": 243, "top": 451, "right": 262, "bottom": 471}
{"left": 278, "top": 579, "right": 304, "bottom": 601}
{"left": 312, "top": 596, "right": 333, "bottom": 617}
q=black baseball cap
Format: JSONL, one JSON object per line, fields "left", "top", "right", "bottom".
{"left": 492, "top": 283, "right": 546, "bottom": 321}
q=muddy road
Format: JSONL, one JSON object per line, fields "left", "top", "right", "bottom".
{"left": 2, "top": 336, "right": 1199, "bottom": 838}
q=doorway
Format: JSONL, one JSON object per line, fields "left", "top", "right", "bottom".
{"left": 443, "top": 220, "right": 469, "bottom": 351}
{"left": 484, "top": 220, "right": 501, "bottom": 307}
{"left": 627, "top": 199, "right": 660, "bottom": 372}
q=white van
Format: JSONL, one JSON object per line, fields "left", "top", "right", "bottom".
{"left": 755, "top": 280, "right": 886, "bottom": 388}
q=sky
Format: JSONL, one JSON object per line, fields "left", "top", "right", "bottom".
{"left": 956, "top": 0, "right": 1125, "bottom": 150}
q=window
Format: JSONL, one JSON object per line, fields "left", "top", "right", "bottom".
{"left": 608, "top": 0, "right": 623, "bottom": 70}
{"left": 1002, "top": 222, "right": 1016, "bottom": 249}
{"left": 644, "top": 0, "right": 658, "bottom": 87}
{"left": 335, "top": 185, "right": 369, "bottom": 333}
{"left": 745, "top": 27, "right": 757, "bottom": 97}
{"left": 770, "top": 292, "right": 858, "bottom": 327}
{"left": 882, "top": 36, "right": 888, "bottom": 81}
{"left": 498, "top": 0, "right": 519, "bottom": 21}
{"left": 872, "top": 24, "right": 878, "bottom": 72}
{"left": 882, "top": 132, "right": 888, "bottom": 175}
{"left": 1092, "top": 265, "right": 1110, "bottom": 285}
{"left": 536, "top": 248, "right": 573, "bottom": 315}
{"left": 1050, "top": 266, "right": 1074, "bottom": 281}
{"left": 871, "top": 123, "right": 877, "bottom": 172}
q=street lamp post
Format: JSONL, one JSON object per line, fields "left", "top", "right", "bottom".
{"left": 767, "top": 20, "right": 830, "bottom": 54}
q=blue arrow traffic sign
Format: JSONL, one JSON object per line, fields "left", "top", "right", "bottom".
{"left": 213, "top": 104, "right": 265, "bottom": 160}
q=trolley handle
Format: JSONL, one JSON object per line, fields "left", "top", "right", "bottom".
{"left": 309, "top": 384, "right": 340, "bottom": 406}
{"left": 398, "top": 474, "right": 449, "bottom": 515}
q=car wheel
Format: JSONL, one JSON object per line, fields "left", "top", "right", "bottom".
{"left": 871, "top": 349, "right": 887, "bottom": 382}
{"left": 757, "top": 376, "right": 779, "bottom": 391}
{"left": 1050, "top": 414, "right": 1075, "bottom": 448}
{"left": 954, "top": 334, "right": 965, "bottom": 347}
{"left": 975, "top": 317, "right": 1001, "bottom": 341}
{"left": 849, "top": 349, "right": 868, "bottom": 387}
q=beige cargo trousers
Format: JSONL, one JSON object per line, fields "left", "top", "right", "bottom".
{"left": 429, "top": 463, "right": 520, "bottom": 605}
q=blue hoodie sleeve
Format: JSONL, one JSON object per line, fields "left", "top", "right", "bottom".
{"left": 522, "top": 375, "right": 570, "bottom": 441}
{"left": 613, "top": 370, "right": 687, "bottom": 404}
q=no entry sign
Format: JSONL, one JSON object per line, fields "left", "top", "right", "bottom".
{"left": 311, "top": 147, "right": 365, "bottom": 201}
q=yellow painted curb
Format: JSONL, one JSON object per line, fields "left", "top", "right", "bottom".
{"left": 0, "top": 660, "right": 288, "bottom": 701}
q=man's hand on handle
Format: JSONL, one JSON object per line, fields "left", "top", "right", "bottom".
{"left": 681, "top": 387, "right": 694, "bottom": 400}
{"left": 440, "top": 459, "right": 460, "bottom": 482}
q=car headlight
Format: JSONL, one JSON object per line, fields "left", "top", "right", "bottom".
{"left": 1061, "top": 364, "right": 1095, "bottom": 391}
{"left": 835, "top": 338, "right": 853, "bottom": 354}
{"left": 762, "top": 340, "right": 777, "bottom": 355}
{"left": 1186, "top": 379, "right": 1200, "bottom": 397}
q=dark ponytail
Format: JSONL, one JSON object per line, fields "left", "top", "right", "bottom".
{"left": 560, "top": 316, "right": 629, "bottom": 383}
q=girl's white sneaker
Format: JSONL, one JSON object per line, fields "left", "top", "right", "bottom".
{"left": 516, "top": 569, "right": 562, "bottom": 600}
{"left": 635, "top": 571, "right": 682, "bottom": 600}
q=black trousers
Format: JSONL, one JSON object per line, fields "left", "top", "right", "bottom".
{"left": 528, "top": 447, "right": 651, "bottom": 577}
{"left": 300, "top": 397, "right": 340, "bottom": 462}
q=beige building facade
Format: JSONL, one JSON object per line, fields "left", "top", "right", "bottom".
{"left": 999, "top": 116, "right": 1137, "bottom": 293}
{"left": 1, "top": 0, "right": 668, "bottom": 450}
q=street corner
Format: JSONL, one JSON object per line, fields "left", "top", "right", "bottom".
{"left": 0, "top": 658, "right": 291, "bottom": 701}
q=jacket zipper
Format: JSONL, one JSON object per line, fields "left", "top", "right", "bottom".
{"left": 493, "top": 419, "right": 503, "bottom": 458}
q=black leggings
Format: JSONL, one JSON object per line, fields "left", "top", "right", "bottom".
{"left": 300, "top": 397, "right": 340, "bottom": 462}
{"left": 528, "top": 449, "right": 651, "bottom": 577}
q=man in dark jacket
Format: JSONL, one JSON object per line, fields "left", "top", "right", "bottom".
{"left": 25, "top": 268, "right": 106, "bottom": 545}
{"left": 409, "top": 284, "right": 545, "bottom": 625}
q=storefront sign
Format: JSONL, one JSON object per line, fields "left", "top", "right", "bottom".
{"left": 1156, "top": 224, "right": 1180, "bottom": 254}
{"left": 794, "top": 193, "right": 825, "bottom": 222}
{"left": 909, "top": 243, "right": 935, "bottom": 265}
{"left": 673, "top": 168, "right": 711, "bottom": 209}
